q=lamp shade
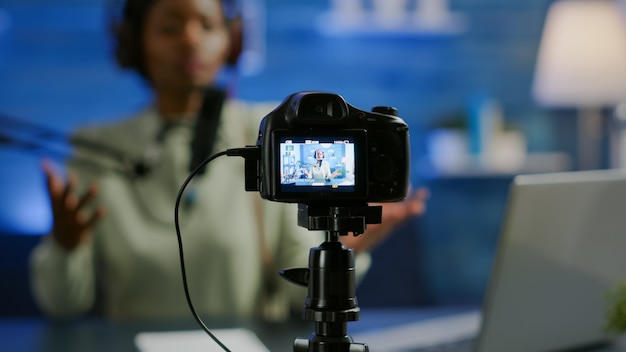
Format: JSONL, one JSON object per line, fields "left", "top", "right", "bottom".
{"left": 532, "top": 0, "right": 626, "bottom": 108}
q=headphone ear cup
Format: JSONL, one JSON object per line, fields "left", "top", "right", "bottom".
{"left": 226, "top": 16, "right": 243, "bottom": 66}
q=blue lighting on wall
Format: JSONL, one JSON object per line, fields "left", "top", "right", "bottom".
{"left": 0, "top": 151, "right": 53, "bottom": 235}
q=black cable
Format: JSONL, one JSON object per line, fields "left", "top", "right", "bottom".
{"left": 174, "top": 149, "right": 231, "bottom": 352}
{"left": 174, "top": 146, "right": 260, "bottom": 352}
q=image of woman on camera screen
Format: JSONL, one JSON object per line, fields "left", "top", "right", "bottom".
{"left": 302, "top": 148, "right": 342, "bottom": 181}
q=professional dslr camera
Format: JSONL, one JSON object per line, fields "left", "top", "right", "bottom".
{"left": 244, "top": 91, "right": 410, "bottom": 204}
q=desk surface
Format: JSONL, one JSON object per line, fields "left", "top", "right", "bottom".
{"left": 2, "top": 315, "right": 308, "bottom": 352}
{"left": 2, "top": 307, "right": 625, "bottom": 352}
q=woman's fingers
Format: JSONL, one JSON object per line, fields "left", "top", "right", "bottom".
{"left": 41, "top": 160, "right": 105, "bottom": 249}
{"left": 62, "top": 174, "right": 77, "bottom": 209}
{"left": 74, "top": 183, "right": 99, "bottom": 214}
{"left": 43, "top": 161, "right": 64, "bottom": 211}
{"left": 84, "top": 207, "right": 106, "bottom": 230}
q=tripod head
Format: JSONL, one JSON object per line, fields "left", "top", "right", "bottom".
{"left": 280, "top": 203, "right": 381, "bottom": 352}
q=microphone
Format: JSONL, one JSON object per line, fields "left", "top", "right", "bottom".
{"left": 69, "top": 134, "right": 155, "bottom": 178}
{"left": 71, "top": 87, "right": 226, "bottom": 178}
{"left": 0, "top": 113, "right": 157, "bottom": 178}
{"left": 1, "top": 87, "right": 227, "bottom": 178}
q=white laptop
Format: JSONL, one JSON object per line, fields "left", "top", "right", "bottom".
{"left": 354, "top": 169, "right": 626, "bottom": 351}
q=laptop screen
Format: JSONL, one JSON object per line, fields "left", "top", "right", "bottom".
{"left": 477, "top": 169, "right": 626, "bottom": 352}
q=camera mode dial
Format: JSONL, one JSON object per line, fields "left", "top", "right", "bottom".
{"left": 371, "top": 106, "right": 398, "bottom": 116}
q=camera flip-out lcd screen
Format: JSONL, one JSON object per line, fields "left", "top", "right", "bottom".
{"left": 278, "top": 135, "right": 359, "bottom": 195}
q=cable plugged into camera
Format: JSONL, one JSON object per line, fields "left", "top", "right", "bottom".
{"left": 227, "top": 146, "right": 262, "bottom": 192}
{"left": 225, "top": 145, "right": 261, "bottom": 158}
{"left": 173, "top": 92, "right": 411, "bottom": 352}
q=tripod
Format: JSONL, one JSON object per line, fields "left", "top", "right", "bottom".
{"left": 280, "top": 203, "right": 382, "bottom": 352}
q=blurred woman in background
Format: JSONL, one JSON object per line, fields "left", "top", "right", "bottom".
{"left": 30, "top": 0, "right": 428, "bottom": 320}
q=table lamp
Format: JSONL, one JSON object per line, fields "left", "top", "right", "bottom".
{"left": 532, "top": 0, "right": 626, "bottom": 169}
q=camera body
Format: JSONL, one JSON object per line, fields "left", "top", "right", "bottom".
{"left": 248, "top": 91, "right": 410, "bottom": 204}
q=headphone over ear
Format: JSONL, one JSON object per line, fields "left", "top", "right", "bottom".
{"left": 313, "top": 149, "right": 325, "bottom": 158}
{"left": 226, "top": 15, "right": 243, "bottom": 67}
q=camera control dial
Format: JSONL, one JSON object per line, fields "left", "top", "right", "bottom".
{"left": 371, "top": 106, "right": 398, "bottom": 116}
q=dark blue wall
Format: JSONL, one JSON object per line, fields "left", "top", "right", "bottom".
{"left": 0, "top": 0, "right": 590, "bottom": 315}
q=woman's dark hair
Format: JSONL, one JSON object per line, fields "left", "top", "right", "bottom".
{"left": 111, "top": 0, "right": 157, "bottom": 78}
{"left": 110, "top": 0, "right": 240, "bottom": 79}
